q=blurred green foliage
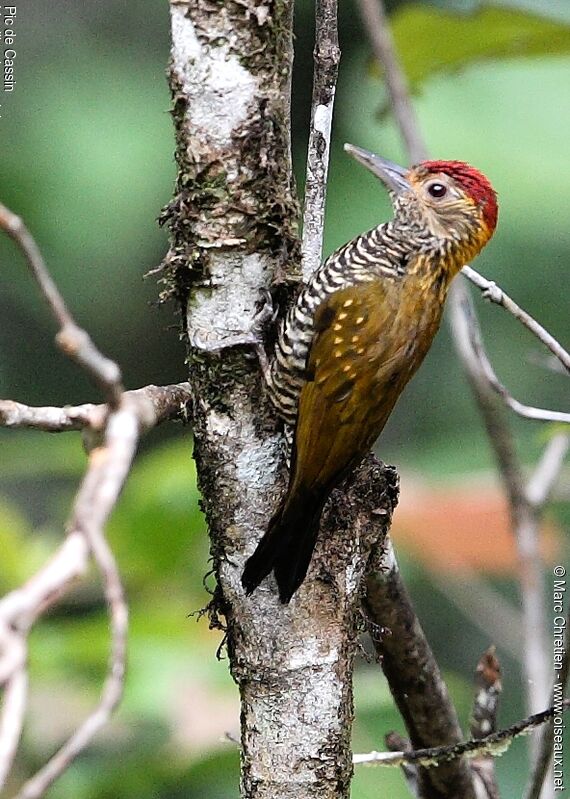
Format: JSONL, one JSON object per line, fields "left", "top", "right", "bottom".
{"left": 1, "top": 0, "right": 568, "bottom": 796}
{"left": 389, "top": 4, "right": 570, "bottom": 83}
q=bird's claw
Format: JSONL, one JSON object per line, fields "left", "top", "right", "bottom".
{"left": 482, "top": 281, "right": 503, "bottom": 304}
{"left": 251, "top": 288, "right": 277, "bottom": 330}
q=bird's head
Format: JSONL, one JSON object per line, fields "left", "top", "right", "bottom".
{"left": 344, "top": 144, "right": 498, "bottom": 269}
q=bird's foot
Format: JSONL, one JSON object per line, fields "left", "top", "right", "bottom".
{"left": 189, "top": 290, "right": 275, "bottom": 383}
{"left": 481, "top": 281, "right": 503, "bottom": 305}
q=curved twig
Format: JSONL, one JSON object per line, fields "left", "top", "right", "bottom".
{"left": 462, "top": 265, "right": 570, "bottom": 374}
{"left": 459, "top": 289, "right": 570, "bottom": 424}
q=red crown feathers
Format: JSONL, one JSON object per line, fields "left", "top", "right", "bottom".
{"left": 421, "top": 160, "right": 498, "bottom": 232}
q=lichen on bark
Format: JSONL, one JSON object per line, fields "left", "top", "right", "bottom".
{"left": 161, "top": 0, "right": 300, "bottom": 308}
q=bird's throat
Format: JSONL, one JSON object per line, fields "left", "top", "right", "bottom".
{"left": 404, "top": 253, "right": 456, "bottom": 307}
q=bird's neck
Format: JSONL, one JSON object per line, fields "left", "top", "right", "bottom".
{"left": 385, "top": 218, "right": 472, "bottom": 283}
{"left": 322, "top": 222, "right": 408, "bottom": 283}
{"left": 323, "top": 219, "right": 472, "bottom": 291}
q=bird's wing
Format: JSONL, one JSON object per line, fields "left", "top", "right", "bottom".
{"left": 288, "top": 281, "right": 402, "bottom": 499}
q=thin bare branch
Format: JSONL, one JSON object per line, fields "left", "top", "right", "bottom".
{"left": 354, "top": 699, "right": 570, "bottom": 768}
{"left": 0, "top": 400, "right": 99, "bottom": 432}
{"left": 450, "top": 279, "right": 551, "bottom": 722}
{"left": 0, "top": 383, "right": 192, "bottom": 433}
{"left": 301, "top": 0, "right": 340, "bottom": 281}
{"left": 526, "top": 433, "right": 569, "bottom": 509}
{"left": 0, "top": 630, "right": 28, "bottom": 790}
{"left": 462, "top": 265, "right": 570, "bottom": 374}
{"left": 458, "top": 293, "right": 570, "bottom": 424}
{"left": 0, "top": 534, "right": 90, "bottom": 640}
{"left": 0, "top": 203, "right": 123, "bottom": 406}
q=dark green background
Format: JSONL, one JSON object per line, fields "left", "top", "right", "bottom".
{"left": 0, "top": 1, "right": 568, "bottom": 796}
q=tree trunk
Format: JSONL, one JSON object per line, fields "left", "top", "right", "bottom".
{"left": 164, "top": 3, "right": 397, "bottom": 797}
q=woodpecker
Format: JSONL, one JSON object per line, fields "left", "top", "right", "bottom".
{"left": 242, "top": 144, "right": 498, "bottom": 603}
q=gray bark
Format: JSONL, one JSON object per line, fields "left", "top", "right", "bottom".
{"left": 301, "top": 0, "right": 340, "bottom": 280}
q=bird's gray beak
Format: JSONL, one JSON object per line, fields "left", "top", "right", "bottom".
{"left": 344, "top": 143, "right": 411, "bottom": 195}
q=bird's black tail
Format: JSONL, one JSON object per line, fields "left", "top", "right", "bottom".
{"left": 241, "top": 489, "right": 324, "bottom": 603}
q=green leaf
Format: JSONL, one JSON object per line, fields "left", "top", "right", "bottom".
{"left": 425, "top": 0, "right": 570, "bottom": 25}
{"left": 386, "top": 4, "right": 570, "bottom": 87}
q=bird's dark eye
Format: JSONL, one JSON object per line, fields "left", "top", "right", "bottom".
{"left": 427, "top": 182, "right": 447, "bottom": 198}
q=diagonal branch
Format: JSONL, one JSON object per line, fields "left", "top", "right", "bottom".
{"left": 355, "top": 0, "right": 426, "bottom": 162}
{"left": 353, "top": 699, "right": 570, "bottom": 769}
{"left": 450, "top": 279, "right": 550, "bottom": 724}
{"left": 364, "top": 539, "right": 478, "bottom": 798}
{"left": 0, "top": 203, "right": 123, "bottom": 406}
